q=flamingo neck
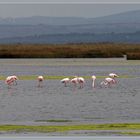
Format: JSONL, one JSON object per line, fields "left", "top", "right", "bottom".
{"left": 92, "top": 79, "right": 95, "bottom": 88}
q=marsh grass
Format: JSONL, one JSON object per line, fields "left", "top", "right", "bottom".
{"left": 0, "top": 43, "right": 140, "bottom": 59}
{"left": 127, "top": 52, "right": 140, "bottom": 60}
{"left": 0, "top": 123, "right": 140, "bottom": 134}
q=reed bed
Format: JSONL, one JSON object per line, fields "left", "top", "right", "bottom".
{"left": 0, "top": 43, "right": 139, "bottom": 59}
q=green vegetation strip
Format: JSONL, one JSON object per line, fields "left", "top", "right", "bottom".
{"left": 0, "top": 75, "right": 135, "bottom": 80}
{"left": 35, "top": 119, "right": 72, "bottom": 122}
{"left": 121, "top": 132, "right": 140, "bottom": 136}
{"left": 0, "top": 123, "right": 140, "bottom": 133}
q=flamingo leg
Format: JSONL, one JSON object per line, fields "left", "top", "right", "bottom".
{"left": 107, "top": 83, "right": 110, "bottom": 88}
{"left": 82, "top": 83, "right": 84, "bottom": 88}
{"left": 38, "top": 81, "right": 41, "bottom": 87}
{"left": 14, "top": 80, "right": 17, "bottom": 85}
{"left": 79, "top": 84, "right": 82, "bottom": 89}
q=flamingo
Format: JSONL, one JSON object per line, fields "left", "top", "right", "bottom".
{"left": 100, "top": 77, "right": 115, "bottom": 88}
{"left": 61, "top": 78, "right": 70, "bottom": 87}
{"left": 71, "top": 76, "right": 85, "bottom": 88}
{"left": 71, "top": 76, "right": 79, "bottom": 88}
{"left": 38, "top": 75, "right": 44, "bottom": 87}
{"left": 109, "top": 73, "right": 119, "bottom": 84}
{"left": 11, "top": 75, "right": 18, "bottom": 85}
{"left": 78, "top": 77, "right": 85, "bottom": 88}
{"left": 91, "top": 75, "right": 96, "bottom": 88}
{"left": 5, "top": 75, "right": 18, "bottom": 86}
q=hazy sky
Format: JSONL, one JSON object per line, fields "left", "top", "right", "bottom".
{"left": 0, "top": 3, "right": 140, "bottom": 18}
{"left": 0, "top": 0, "right": 140, "bottom": 3}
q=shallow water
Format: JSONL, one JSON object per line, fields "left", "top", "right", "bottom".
{"left": 0, "top": 58, "right": 140, "bottom": 124}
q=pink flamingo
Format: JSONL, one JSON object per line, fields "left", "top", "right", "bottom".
{"left": 109, "top": 73, "right": 119, "bottom": 84}
{"left": 61, "top": 78, "right": 70, "bottom": 87}
{"left": 11, "top": 75, "right": 18, "bottom": 85}
{"left": 5, "top": 75, "right": 18, "bottom": 86}
{"left": 71, "top": 76, "right": 79, "bottom": 88}
{"left": 100, "top": 77, "right": 116, "bottom": 88}
{"left": 38, "top": 75, "right": 44, "bottom": 87}
{"left": 71, "top": 76, "right": 85, "bottom": 88}
{"left": 91, "top": 75, "right": 96, "bottom": 88}
{"left": 78, "top": 77, "right": 85, "bottom": 88}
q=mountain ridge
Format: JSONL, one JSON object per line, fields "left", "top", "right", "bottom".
{"left": 0, "top": 10, "right": 140, "bottom": 43}
{"left": 0, "top": 10, "right": 140, "bottom": 25}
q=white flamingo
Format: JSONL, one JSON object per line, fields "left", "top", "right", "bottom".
{"left": 38, "top": 75, "right": 44, "bottom": 87}
{"left": 5, "top": 75, "right": 18, "bottom": 86}
{"left": 78, "top": 77, "right": 85, "bottom": 88}
{"left": 71, "top": 76, "right": 85, "bottom": 88}
{"left": 61, "top": 78, "right": 70, "bottom": 87}
{"left": 100, "top": 77, "right": 116, "bottom": 88}
{"left": 11, "top": 75, "right": 18, "bottom": 85}
{"left": 71, "top": 76, "right": 79, "bottom": 88}
{"left": 109, "top": 73, "right": 119, "bottom": 84}
{"left": 91, "top": 75, "right": 96, "bottom": 88}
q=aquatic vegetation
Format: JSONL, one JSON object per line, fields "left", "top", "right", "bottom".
{"left": 35, "top": 119, "right": 72, "bottom": 122}
{"left": 120, "top": 132, "right": 140, "bottom": 136}
{"left": 0, "top": 123, "right": 139, "bottom": 134}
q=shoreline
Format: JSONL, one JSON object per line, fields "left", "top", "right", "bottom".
{"left": 0, "top": 58, "right": 140, "bottom": 66}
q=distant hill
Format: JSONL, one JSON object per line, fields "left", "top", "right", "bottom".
{"left": 0, "top": 16, "right": 90, "bottom": 25}
{"left": 88, "top": 10, "right": 140, "bottom": 24}
{"left": 0, "top": 10, "right": 140, "bottom": 43}
{"left": 1, "top": 10, "right": 140, "bottom": 25}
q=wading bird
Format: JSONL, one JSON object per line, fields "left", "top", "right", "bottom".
{"left": 100, "top": 77, "right": 116, "bottom": 88}
{"left": 109, "top": 73, "right": 119, "bottom": 84}
{"left": 61, "top": 78, "right": 70, "bottom": 87}
{"left": 91, "top": 75, "right": 96, "bottom": 88}
{"left": 71, "top": 76, "right": 79, "bottom": 88}
{"left": 78, "top": 77, "right": 85, "bottom": 88}
{"left": 38, "top": 75, "right": 44, "bottom": 87}
{"left": 71, "top": 76, "right": 85, "bottom": 88}
{"left": 5, "top": 75, "right": 18, "bottom": 86}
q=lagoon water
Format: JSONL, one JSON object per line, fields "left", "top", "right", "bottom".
{"left": 0, "top": 58, "right": 140, "bottom": 125}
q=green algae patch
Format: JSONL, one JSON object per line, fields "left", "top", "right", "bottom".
{"left": 35, "top": 119, "right": 72, "bottom": 122}
{"left": 120, "top": 132, "right": 140, "bottom": 136}
{"left": 0, "top": 75, "right": 6, "bottom": 80}
{"left": 0, "top": 123, "right": 140, "bottom": 133}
